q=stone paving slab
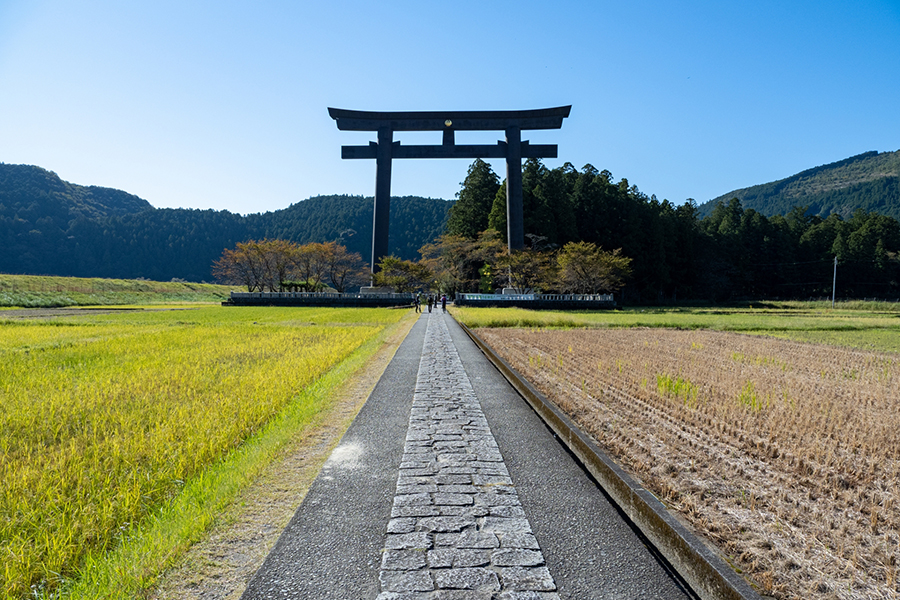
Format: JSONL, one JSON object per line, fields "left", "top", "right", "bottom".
{"left": 242, "top": 311, "right": 695, "bottom": 599}
{"left": 374, "top": 314, "right": 558, "bottom": 599}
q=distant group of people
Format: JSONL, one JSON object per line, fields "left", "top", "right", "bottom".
{"left": 414, "top": 293, "right": 447, "bottom": 313}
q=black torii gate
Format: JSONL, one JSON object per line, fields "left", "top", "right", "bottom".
{"left": 328, "top": 106, "right": 571, "bottom": 274}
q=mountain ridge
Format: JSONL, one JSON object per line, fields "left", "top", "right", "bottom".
{"left": 0, "top": 163, "right": 153, "bottom": 219}
{"left": 0, "top": 163, "right": 452, "bottom": 281}
{"left": 699, "top": 149, "right": 900, "bottom": 220}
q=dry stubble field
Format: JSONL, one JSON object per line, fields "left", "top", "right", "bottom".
{"left": 478, "top": 326, "right": 899, "bottom": 600}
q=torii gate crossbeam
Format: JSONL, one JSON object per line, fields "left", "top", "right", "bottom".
{"left": 329, "top": 106, "right": 571, "bottom": 275}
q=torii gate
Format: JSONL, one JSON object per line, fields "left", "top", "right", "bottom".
{"left": 328, "top": 106, "right": 571, "bottom": 274}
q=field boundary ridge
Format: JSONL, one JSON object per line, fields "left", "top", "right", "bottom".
{"left": 459, "top": 321, "right": 764, "bottom": 600}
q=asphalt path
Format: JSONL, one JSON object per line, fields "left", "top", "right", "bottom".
{"left": 241, "top": 311, "right": 696, "bottom": 599}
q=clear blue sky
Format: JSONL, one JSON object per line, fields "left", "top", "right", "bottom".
{"left": 1, "top": 1, "right": 898, "bottom": 215}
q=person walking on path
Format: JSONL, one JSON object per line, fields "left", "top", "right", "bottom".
{"left": 414, "top": 293, "right": 421, "bottom": 313}
{"left": 440, "top": 294, "right": 447, "bottom": 312}
{"left": 427, "top": 295, "right": 433, "bottom": 313}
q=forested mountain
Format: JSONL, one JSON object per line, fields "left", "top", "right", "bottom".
{"left": 0, "top": 164, "right": 152, "bottom": 220}
{"left": 699, "top": 150, "right": 900, "bottom": 220}
{"left": 0, "top": 163, "right": 451, "bottom": 281}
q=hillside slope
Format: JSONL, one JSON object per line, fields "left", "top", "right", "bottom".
{"left": 699, "top": 150, "right": 900, "bottom": 219}
{"left": 0, "top": 163, "right": 152, "bottom": 219}
{"left": 0, "top": 164, "right": 451, "bottom": 281}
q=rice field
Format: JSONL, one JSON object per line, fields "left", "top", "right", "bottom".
{"left": 0, "top": 306, "right": 406, "bottom": 598}
{"left": 476, "top": 325, "right": 900, "bottom": 599}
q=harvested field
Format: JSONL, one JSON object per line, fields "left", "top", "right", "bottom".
{"left": 477, "top": 327, "right": 900, "bottom": 600}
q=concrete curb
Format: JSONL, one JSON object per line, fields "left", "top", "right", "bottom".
{"left": 459, "top": 322, "right": 764, "bottom": 600}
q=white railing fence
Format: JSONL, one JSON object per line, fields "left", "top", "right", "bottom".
{"left": 457, "top": 293, "right": 614, "bottom": 302}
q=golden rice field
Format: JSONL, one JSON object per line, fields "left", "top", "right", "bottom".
{"left": 0, "top": 306, "right": 405, "bottom": 599}
{"left": 478, "top": 326, "right": 900, "bottom": 600}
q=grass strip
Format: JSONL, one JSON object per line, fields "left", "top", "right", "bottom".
{"left": 0, "top": 291, "right": 229, "bottom": 307}
{"left": 55, "top": 312, "right": 414, "bottom": 599}
{"left": 0, "top": 274, "right": 234, "bottom": 307}
{"left": 451, "top": 304, "right": 900, "bottom": 353}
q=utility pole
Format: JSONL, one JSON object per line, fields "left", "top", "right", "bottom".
{"left": 832, "top": 256, "right": 838, "bottom": 308}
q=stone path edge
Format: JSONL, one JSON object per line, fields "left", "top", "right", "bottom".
{"left": 458, "top": 321, "right": 764, "bottom": 600}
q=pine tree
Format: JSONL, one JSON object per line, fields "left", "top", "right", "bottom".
{"left": 487, "top": 181, "right": 507, "bottom": 243}
{"left": 445, "top": 159, "right": 500, "bottom": 239}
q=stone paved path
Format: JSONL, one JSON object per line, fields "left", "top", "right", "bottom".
{"left": 377, "top": 312, "right": 559, "bottom": 599}
{"left": 241, "top": 310, "right": 695, "bottom": 599}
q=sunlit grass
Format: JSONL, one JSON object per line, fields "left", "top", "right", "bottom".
{"left": 451, "top": 304, "right": 900, "bottom": 353}
{"left": 763, "top": 328, "right": 900, "bottom": 354}
{"left": 0, "top": 274, "right": 234, "bottom": 307}
{"left": 0, "top": 306, "right": 408, "bottom": 598}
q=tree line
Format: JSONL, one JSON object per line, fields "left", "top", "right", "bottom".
{"left": 437, "top": 159, "right": 900, "bottom": 302}
{"left": 5, "top": 161, "right": 900, "bottom": 301}
{"left": 213, "top": 233, "right": 633, "bottom": 298}
{"left": 212, "top": 239, "right": 368, "bottom": 292}
{"left": 214, "top": 159, "right": 900, "bottom": 301}
{"left": 416, "top": 232, "right": 631, "bottom": 296}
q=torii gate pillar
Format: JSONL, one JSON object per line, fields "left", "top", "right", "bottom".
{"left": 373, "top": 126, "right": 393, "bottom": 272}
{"left": 329, "top": 106, "right": 571, "bottom": 274}
{"left": 505, "top": 126, "right": 524, "bottom": 252}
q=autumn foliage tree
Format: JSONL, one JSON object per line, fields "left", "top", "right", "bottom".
{"left": 290, "top": 242, "right": 329, "bottom": 292}
{"left": 420, "top": 230, "right": 504, "bottom": 295}
{"left": 494, "top": 249, "right": 556, "bottom": 293}
{"left": 324, "top": 242, "right": 371, "bottom": 293}
{"left": 211, "top": 240, "right": 270, "bottom": 291}
{"left": 420, "top": 233, "right": 634, "bottom": 296}
{"left": 372, "top": 256, "right": 434, "bottom": 292}
{"left": 212, "top": 239, "right": 367, "bottom": 292}
{"left": 556, "top": 241, "right": 632, "bottom": 294}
